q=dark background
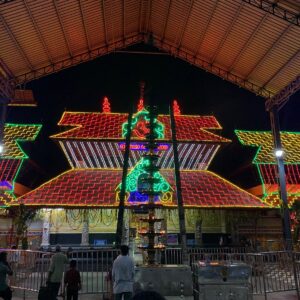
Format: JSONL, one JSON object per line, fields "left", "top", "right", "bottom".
{"left": 6, "top": 44, "right": 300, "bottom": 190}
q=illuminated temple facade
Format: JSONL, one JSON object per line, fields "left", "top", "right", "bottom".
{"left": 2, "top": 98, "right": 294, "bottom": 249}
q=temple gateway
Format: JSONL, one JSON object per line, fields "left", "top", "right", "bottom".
{"left": 2, "top": 97, "right": 293, "bottom": 250}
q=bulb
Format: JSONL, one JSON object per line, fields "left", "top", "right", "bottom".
{"left": 275, "top": 149, "right": 284, "bottom": 158}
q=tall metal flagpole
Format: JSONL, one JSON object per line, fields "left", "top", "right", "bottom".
{"left": 115, "top": 105, "right": 133, "bottom": 247}
{"left": 269, "top": 105, "right": 293, "bottom": 251}
{"left": 169, "top": 102, "right": 188, "bottom": 265}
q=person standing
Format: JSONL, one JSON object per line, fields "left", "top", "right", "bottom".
{"left": 0, "top": 252, "right": 13, "bottom": 300}
{"left": 112, "top": 245, "right": 135, "bottom": 300}
{"left": 48, "top": 245, "right": 69, "bottom": 300}
{"left": 64, "top": 260, "right": 81, "bottom": 300}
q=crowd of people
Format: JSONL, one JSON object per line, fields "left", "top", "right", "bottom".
{"left": 0, "top": 244, "right": 167, "bottom": 300}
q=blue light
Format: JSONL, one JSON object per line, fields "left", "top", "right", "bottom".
{"left": 128, "top": 191, "right": 160, "bottom": 203}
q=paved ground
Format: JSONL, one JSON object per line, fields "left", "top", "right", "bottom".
{"left": 12, "top": 290, "right": 300, "bottom": 299}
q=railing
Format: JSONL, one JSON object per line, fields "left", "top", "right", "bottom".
{"left": 2, "top": 247, "right": 300, "bottom": 299}
{"left": 66, "top": 249, "right": 119, "bottom": 296}
{"left": 162, "top": 246, "right": 247, "bottom": 265}
{"left": 1, "top": 248, "right": 119, "bottom": 299}
{"left": 6, "top": 250, "right": 51, "bottom": 292}
{"left": 191, "top": 250, "right": 300, "bottom": 299}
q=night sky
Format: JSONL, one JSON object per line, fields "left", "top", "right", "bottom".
{"left": 6, "top": 44, "right": 300, "bottom": 190}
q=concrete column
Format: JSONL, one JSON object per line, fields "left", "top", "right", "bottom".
{"left": 195, "top": 220, "right": 203, "bottom": 247}
{"left": 41, "top": 210, "right": 51, "bottom": 248}
{"left": 81, "top": 210, "right": 89, "bottom": 247}
{"left": 122, "top": 210, "right": 129, "bottom": 245}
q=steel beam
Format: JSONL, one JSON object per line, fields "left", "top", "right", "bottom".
{"left": 229, "top": 13, "right": 268, "bottom": 72}
{"left": 211, "top": 2, "right": 245, "bottom": 64}
{"left": 53, "top": 0, "right": 73, "bottom": 57}
{"left": 177, "top": 0, "right": 194, "bottom": 48}
{"left": 101, "top": 0, "right": 108, "bottom": 46}
{"left": 78, "top": 0, "right": 91, "bottom": 51}
{"left": 245, "top": 24, "right": 292, "bottom": 80}
{"left": 145, "top": 0, "right": 152, "bottom": 33}
{"left": 265, "top": 74, "right": 300, "bottom": 111}
{"left": 242, "top": 0, "right": 300, "bottom": 27}
{"left": 138, "top": 0, "right": 143, "bottom": 32}
{"left": 262, "top": 47, "right": 300, "bottom": 93}
{"left": 152, "top": 37, "right": 273, "bottom": 98}
{"left": 269, "top": 105, "right": 293, "bottom": 251}
{"left": 23, "top": 0, "right": 53, "bottom": 65}
{"left": 194, "top": 1, "right": 219, "bottom": 57}
{"left": 123, "top": 0, "right": 126, "bottom": 41}
{"left": 161, "top": 0, "right": 171, "bottom": 42}
{"left": 0, "top": 59, "right": 15, "bottom": 100}
{"left": 0, "top": 14, "right": 33, "bottom": 71}
{"left": 169, "top": 102, "right": 188, "bottom": 265}
{"left": 15, "top": 34, "right": 142, "bottom": 84}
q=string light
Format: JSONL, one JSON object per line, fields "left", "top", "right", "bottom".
{"left": 102, "top": 96, "right": 111, "bottom": 113}
{"left": 235, "top": 130, "right": 300, "bottom": 207}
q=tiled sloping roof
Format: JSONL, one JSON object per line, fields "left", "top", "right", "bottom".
{"left": 17, "top": 169, "right": 266, "bottom": 208}
{"left": 235, "top": 130, "right": 300, "bottom": 164}
{"left": 262, "top": 184, "right": 300, "bottom": 208}
{"left": 17, "top": 169, "right": 123, "bottom": 207}
{"left": 1, "top": 124, "right": 42, "bottom": 158}
{"left": 161, "top": 170, "right": 266, "bottom": 208}
{"left": 51, "top": 112, "right": 230, "bottom": 143}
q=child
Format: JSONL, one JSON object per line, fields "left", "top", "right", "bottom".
{"left": 64, "top": 260, "right": 81, "bottom": 300}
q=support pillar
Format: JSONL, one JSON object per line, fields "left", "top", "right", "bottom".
{"left": 195, "top": 220, "right": 203, "bottom": 247}
{"left": 41, "top": 210, "right": 51, "bottom": 248}
{"left": 122, "top": 209, "right": 129, "bottom": 245}
{"left": 270, "top": 105, "right": 293, "bottom": 251}
{"left": 116, "top": 107, "right": 133, "bottom": 247}
{"left": 81, "top": 210, "right": 89, "bottom": 247}
{"left": 169, "top": 103, "right": 188, "bottom": 265}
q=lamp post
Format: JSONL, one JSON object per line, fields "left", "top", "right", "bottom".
{"left": 270, "top": 105, "right": 293, "bottom": 251}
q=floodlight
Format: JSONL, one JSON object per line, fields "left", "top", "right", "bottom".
{"left": 275, "top": 149, "right": 284, "bottom": 158}
{"left": 0, "top": 143, "right": 3, "bottom": 154}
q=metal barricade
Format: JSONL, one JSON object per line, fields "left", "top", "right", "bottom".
{"left": 66, "top": 248, "right": 119, "bottom": 297}
{"left": 161, "top": 247, "right": 247, "bottom": 265}
{"left": 2, "top": 248, "right": 119, "bottom": 298}
{"left": 161, "top": 248, "right": 182, "bottom": 264}
{"left": 5, "top": 250, "right": 51, "bottom": 292}
{"left": 191, "top": 250, "right": 300, "bottom": 299}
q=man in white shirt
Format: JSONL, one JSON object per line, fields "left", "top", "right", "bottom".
{"left": 112, "top": 245, "right": 135, "bottom": 300}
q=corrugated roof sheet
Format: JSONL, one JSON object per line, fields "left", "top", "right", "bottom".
{"left": 1, "top": 0, "right": 300, "bottom": 97}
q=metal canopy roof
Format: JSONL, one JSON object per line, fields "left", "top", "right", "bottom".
{"left": 1, "top": 0, "right": 300, "bottom": 100}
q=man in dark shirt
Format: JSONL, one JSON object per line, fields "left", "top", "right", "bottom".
{"left": 64, "top": 260, "right": 81, "bottom": 300}
{"left": 0, "top": 252, "right": 13, "bottom": 300}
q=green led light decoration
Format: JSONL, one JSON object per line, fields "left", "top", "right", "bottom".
{"left": 117, "top": 157, "right": 170, "bottom": 193}
{"left": 0, "top": 123, "right": 42, "bottom": 197}
{"left": 235, "top": 130, "right": 300, "bottom": 207}
{"left": 122, "top": 109, "right": 164, "bottom": 139}
{"left": 235, "top": 130, "right": 300, "bottom": 164}
{"left": 2, "top": 124, "right": 42, "bottom": 159}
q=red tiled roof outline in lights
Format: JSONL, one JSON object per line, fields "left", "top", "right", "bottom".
{"left": 51, "top": 112, "right": 231, "bottom": 143}
{"left": 17, "top": 169, "right": 267, "bottom": 208}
